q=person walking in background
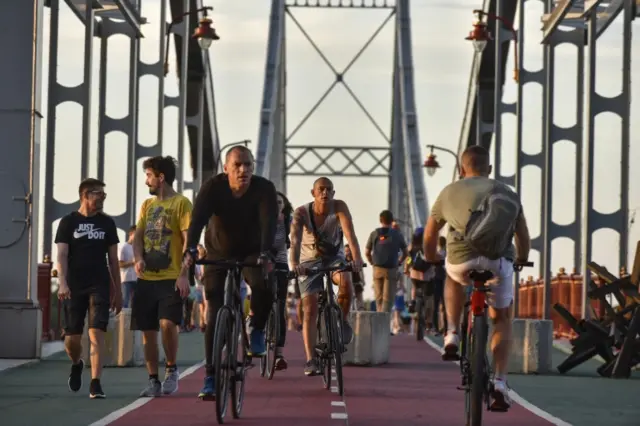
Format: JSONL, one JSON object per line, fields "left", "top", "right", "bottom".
{"left": 365, "top": 210, "right": 408, "bottom": 312}
{"left": 55, "top": 178, "right": 122, "bottom": 399}
{"left": 119, "top": 225, "right": 137, "bottom": 309}
{"left": 345, "top": 243, "right": 366, "bottom": 310}
{"left": 132, "top": 156, "right": 193, "bottom": 397}
{"left": 192, "top": 244, "right": 207, "bottom": 332}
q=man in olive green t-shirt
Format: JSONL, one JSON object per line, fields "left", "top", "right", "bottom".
{"left": 422, "top": 146, "right": 531, "bottom": 412}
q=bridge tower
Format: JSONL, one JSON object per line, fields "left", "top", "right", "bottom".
{"left": 254, "top": 0, "right": 429, "bottom": 236}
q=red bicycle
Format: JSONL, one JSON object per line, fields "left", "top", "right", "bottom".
{"left": 455, "top": 260, "right": 533, "bottom": 426}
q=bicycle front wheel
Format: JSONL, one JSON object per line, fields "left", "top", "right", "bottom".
{"left": 231, "top": 309, "right": 248, "bottom": 419}
{"left": 213, "top": 307, "right": 233, "bottom": 424}
{"left": 469, "top": 314, "right": 489, "bottom": 426}
{"left": 327, "top": 304, "right": 345, "bottom": 396}
{"left": 266, "top": 303, "right": 279, "bottom": 380}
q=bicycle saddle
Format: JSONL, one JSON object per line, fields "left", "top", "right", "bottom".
{"left": 468, "top": 270, "right": 494, "bottom": 282}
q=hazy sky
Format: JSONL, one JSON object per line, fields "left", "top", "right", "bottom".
{"left": 39, "top": 0, "right": 640, "bottom": 299}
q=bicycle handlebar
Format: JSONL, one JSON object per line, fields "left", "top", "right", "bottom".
{"left": 514, "top": 261, "right": 534, "bottom": 267}
{"left": 195, "top": 259, "right": 261, "bottom": 268}
{"left": 289, "top": 262, "right": 368, "bottom": 278}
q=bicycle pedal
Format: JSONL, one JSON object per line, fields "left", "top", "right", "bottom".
{"left": 456, "top": 385, "right": 469, "bottom": 391}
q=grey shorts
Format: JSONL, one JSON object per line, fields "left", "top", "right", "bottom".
{"left": 297, "top": 256, "right": 344, "bottom": 298}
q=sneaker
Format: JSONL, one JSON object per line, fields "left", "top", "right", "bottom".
{"left": 274, "top": 356, "right": 288, "bottom": 371}
{"left": 304, "top": 359, "right": 320, "bottom": 376}
{"left": 89, "top": 379, "right": 106, "bottom": 399}
{"left": 198, "top": 376, "right": 215, "bottom": 401}
{"left": 442, "top": 332, "right": 460, "bottom": 361}
{"left": 248, "top": 329, "right": 266, "bottom": 357}
{"left": 68, "top": 359, "right": 84, "bottom": 392}
{"left": 139, "top": 378, "right": 162, "bottom": 397}
{"left": 490, "top": 378, "right": 512, "bottom": 411}
{"left": 162, "top": 366, "right": 179, "bottom": 395}
{"left": 342, "top": 321, "right": 354, "bottom": 345}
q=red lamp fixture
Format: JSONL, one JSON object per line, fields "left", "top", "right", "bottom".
{"left": 423, "top": 153, "right": 440, "bottom": 177}
{"left": 465, "top": 19, "right": 492, "bottom": 53}
{"left": 192, "top": 17, "right": 220, "bottom": 50}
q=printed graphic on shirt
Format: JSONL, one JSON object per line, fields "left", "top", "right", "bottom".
{"left": 73, "top": 223, "right": 106, "bottom": 240}
{"left": 143, "top": 206, "right": 175, "bottom": 272}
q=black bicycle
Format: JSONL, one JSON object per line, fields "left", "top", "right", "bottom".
{"left": 193, "top": 259, "right": 264, "bottom": 424}
{"left": 260, "top": 268, "right": 289, "bottom": 380}
{"left": 452, "top": 260, "right": 533, "bottom": 426}
{"left": 292, "top": 262, "right": 367, "bottom": 397}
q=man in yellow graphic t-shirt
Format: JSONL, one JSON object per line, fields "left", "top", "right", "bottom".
{"left": 132, "top": 156, "right": 192, "bottom": 398}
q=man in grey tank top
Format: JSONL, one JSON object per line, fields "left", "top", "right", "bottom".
{"left": 290, "top": 177, "right": 365, "bottom": 376}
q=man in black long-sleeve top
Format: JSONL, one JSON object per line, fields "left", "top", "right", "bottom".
{"left": 177, "top": 145, "right": 278, "bottom": 400}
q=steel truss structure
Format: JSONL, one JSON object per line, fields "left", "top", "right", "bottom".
{"left": 42, "top": 0, "right": 221, "bottom": 253}
{"left": 255, "top": 0, "right": 429, "bottom": 230}
{"left": 457, "top": 0, "right": 635, "bottom": 319}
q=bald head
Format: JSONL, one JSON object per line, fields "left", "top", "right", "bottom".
{"left": 313, "top": 177, "right": 333, "bottom": 189}
{"left": 225, "top": 145, "right": 253, "bottom": 163}
{"left": 460, "top": 145, "right": 491, "bottom": 177}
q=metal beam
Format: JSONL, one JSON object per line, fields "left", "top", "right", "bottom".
{"left": 596, "top": 0, "right": 625, "bottom": 36}
{"left": 541, "top": 0, "right": 576, "bottom": 44}
{"left": 285, "top": 146, "right": 390, "bottom": 177}
{"left": 286, "top": 0, "right": 396, "bottom": 8}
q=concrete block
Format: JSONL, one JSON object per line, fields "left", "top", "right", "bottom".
{"left": 0, "top": 300, "right": 42, "bottom": 359}
{"left": 82, "top": 308, "right": 164, "bottom": 367}
{"left": 344, "top": 311, "right": 390, "bottom": 366}
{"left": 506, "top": 318, "right": 553, "bottom": 374}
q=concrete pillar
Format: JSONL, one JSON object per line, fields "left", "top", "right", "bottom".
{"left": 0, "top": 0, "right": 45, "bottom": 359}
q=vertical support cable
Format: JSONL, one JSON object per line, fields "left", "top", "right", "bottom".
{"left": 97, "top": 35, "right": 108, "bottom": 181}
{"left": 81, "top": 1, "right": 95, "bottom": 179}
{"left": 619, "top": 0, "right": 632, "bottom": 269}
{"left": 42, "top": 0, "right": 60, "bottom": 256}
{"left": 541, "top": 0, "right": 555, "bottom": 320}
{"left": 580, "top": 10, "right": 597, "bottom": 320}
{"left": 493, "top": 0, "right": 503, "bottom": 180}
{"left": 176, "top": 0, "right": 190, "bottom": 192}
{"left": 157, "top": 0, "right": 167, "bottom": 163}
{"left": 513, "top": 0, "right": 525, "bottom": 317}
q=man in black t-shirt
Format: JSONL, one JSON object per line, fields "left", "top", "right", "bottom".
{"left": 55, "top": 178, "right": 122, "bottom": 399}
{"left": 179, "top": 145, "right": 278, "bottom": 400}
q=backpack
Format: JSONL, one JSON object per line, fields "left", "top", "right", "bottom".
{"left": 464, "top": 184, "right": 521, "bottom": 260}
{"left": 371, "top": 227, "right": 399, "bottom": 268}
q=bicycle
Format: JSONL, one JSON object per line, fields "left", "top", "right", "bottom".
{"left": 192, "top": 258, "right": 266, "bottom": 424}
{"left": 260, "top": 267, "right": 290, "bottom": 380}
{"left": 291, "top": 261, "right": 367, "bottom": 397}
{"left": 447, "top": 259, "right": 533, "bottom": 426}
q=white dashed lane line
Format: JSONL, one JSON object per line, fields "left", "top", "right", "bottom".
{"left": 330, "top": 367, "right": 349, "bottom": 424}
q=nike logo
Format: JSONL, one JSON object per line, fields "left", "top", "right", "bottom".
{"left": 73, "top": 228, "right": 102, "bottom": 239}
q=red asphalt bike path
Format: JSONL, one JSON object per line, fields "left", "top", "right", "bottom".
{"left": 107, "top": 331, "right": 554, "bottom": 426}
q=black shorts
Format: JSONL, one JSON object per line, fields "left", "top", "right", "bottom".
{"left": 63, "top": 287, "right": 110, "bottom": 335}
{"left": 203, "top": 254, "right": 267, "bottom": 302}
{"left": 131, "top": 279, "right": 183, "bottom": 331}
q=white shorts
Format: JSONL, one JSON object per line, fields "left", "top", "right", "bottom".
{"left": 445, "top": 257, "right": 514, "bottom": 309}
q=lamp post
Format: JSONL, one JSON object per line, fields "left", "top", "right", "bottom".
{"left": 423, "top": 144, "right": 460, "bottom": 178}
{"left": 215, "top": 139, "right": 252, "bottom": 172}
{"left": 163, "top": 6, "right": 220, "bottom": 195}
{"left": 465, "top": 9, "right": 519, "bottom": 148}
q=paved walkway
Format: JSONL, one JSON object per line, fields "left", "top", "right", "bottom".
{"left": 1, "top": 329, "right": 638, "bottom": 426}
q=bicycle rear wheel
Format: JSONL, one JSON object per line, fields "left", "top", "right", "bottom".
{"left": 328, "top": 304, "right": 345, "bottom": 396}
{"left": 469, "top": 314, "right": 489, "bottom": 426}
{"left": 231, "top": 309, "right": 248, "bottom": 419}
{"left": 213, "top": 307, "right": 233, "bottom": 424}
{"left": 266, "top": 303, "right": 279, "bottom": 380}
